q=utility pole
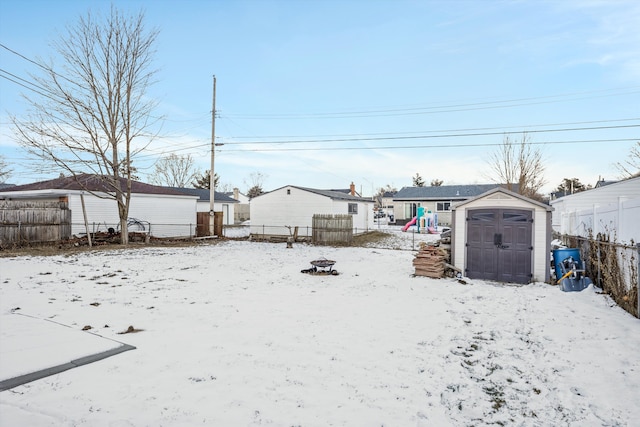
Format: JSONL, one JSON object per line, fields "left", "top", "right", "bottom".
{"left": 209, "top": 75, "right": 217, "bottom": 236}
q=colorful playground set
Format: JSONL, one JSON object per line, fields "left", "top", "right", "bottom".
{"left": 401, "top": 207, "right": 440, "bottom": 234}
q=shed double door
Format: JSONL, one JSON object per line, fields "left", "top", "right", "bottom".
{"left": 466, "top": 208, "right": 533, "bottom": 284}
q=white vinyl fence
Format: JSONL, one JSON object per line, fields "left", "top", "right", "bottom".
{"left": 556, "top": 197, "right": 640, "bottom": 245}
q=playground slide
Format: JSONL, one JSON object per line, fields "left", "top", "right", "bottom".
{"left": 402, "top": 216, "right": 417, "bottom": 232}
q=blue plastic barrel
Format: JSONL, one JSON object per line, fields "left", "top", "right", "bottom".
{"left": 552, "top": 248, "right": 581, "bottom": 279}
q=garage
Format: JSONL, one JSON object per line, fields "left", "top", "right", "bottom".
{"left": 451, "top": 188, "right": 552, "bottom": 284}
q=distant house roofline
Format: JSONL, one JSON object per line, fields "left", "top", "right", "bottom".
{"left": 169, "top": 187, "right": 238, "bottom": 203}
{"left": 259, "top": 185, "right": 372, "bottom": 202}
{"left": 0, "top": 174, "right": 193, "bottom": 197}
{"left": 393, "top": 184, "right": 512, "bottom": 200}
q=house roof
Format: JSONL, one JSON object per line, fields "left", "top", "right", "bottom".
{"left": 550, "top": 175, "right": 640, "bottom": 206}
{"left": 452, "top": 187, "right": 553, "bottom": 211}
{"left": 595, "top": 179, "right": 618, "bottom": 188}
{"left": 0, "top": 183, "right": 16, "bottom": 190}
{"left": 223, "top": 190, "right": 247, "bottom": 201}
{"left": 170, "top": 187, "right": 238, "bottom": 203}
{"left": 267, "top": 185, "right": 372, "bottom": 202}
{"left": 393, "top": 184, "right": 505, "bottom": 200}
{"left": 328, "top": 188, "right": 362, "bottom": 197}
{"left": 0, "top": 174, "right": 188, "bottom": 197}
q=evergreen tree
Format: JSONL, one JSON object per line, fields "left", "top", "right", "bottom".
{"left": 555, "top": 178, "right": 590, "bottom": 195}
{"left": 192, "top": 170, "right": 220, "bottom": 189}
{"left": 412, "top": 173, "right": 425, "bottom": 187}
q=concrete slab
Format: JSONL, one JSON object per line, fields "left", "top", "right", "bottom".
{"left": 0, "top": 313, "right": 135, "bottom": 391}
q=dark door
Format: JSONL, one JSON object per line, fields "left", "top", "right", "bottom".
{"left": 466, "top": 208, "right": 533, "bottom": 284}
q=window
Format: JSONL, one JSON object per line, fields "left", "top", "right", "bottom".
{"left": 287, "top": 189, "right": 291, "bottom": 195}
{"left": 469, "top": 211, "right": 495, "bottom": 222}
{"left": 348, "top": 203, "right": 358, "bottom": 214}
{"left": 437, "top": 201, "right": 451, "bottom": 211}
{"left": 503, "top": 212, "right": 529, "bottom": 222}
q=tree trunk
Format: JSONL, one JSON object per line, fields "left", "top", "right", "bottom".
{"left": 120, "top": 216, "right": 129, "bottom": 245}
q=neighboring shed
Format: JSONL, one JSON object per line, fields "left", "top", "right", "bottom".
{"left": 0, "top": 174, "right": 198, "bottom": 239}
{"left": 393, "top": 184, "right": 505, "bottom": 226}
{"left": 451, "top": 187, "right": 552, "bottom": 284}
{"left": 250, "top": 185, "right": 374, "bottom": 240}
{"left": 550, "top": 176, "right": 640, "bottom": 244}
{"left": 170, "top": 187, "right": 237, "bottom": 226}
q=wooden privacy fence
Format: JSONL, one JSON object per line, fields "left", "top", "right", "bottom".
{"left": 312, "top": 214, "right": 353, "bottom": 245}
{"left": 196, "top": 211, "right": 223, "bottom": 237}
{"left": 0, "top": 200, "right": 71, "bottom": 244}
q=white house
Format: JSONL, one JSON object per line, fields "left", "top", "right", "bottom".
{"left": 0, "top": 175, "right": 198, "bottom": 238}
{"left": 451, "top": 187, "right": 553, "bottom": 284}
{"left": 550, "top": 176, "right": 640, "bottom": 244}
{"left": 250, "top": 185, "right": 374, "bottom": 239}
{"left": 393, "top": 184, "right": 505, "bottom": 226}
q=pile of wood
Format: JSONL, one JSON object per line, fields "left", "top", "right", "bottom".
{"left": 413, "top": 244, "right": 448, "bottom": 278}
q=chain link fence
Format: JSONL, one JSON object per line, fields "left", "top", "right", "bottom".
{"left": 555, "top": 233, "right": 639, "bottom": 318}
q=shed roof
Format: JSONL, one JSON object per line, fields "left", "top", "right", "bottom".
{"left": 394, "top": 184, "right": 504, "bottom": 200}
{"left": 452, "top": 187, "right": 552, "bottom": 211}
{"left": 0, "top": 174, "right": 188, "bottom": 196}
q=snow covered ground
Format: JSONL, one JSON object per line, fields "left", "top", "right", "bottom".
{"left": 1, "top": 230, "right": 639, "bottom": 426}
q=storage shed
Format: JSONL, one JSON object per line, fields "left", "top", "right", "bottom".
{"left": 451, "top": 187, "right": 553, "bottom": 284}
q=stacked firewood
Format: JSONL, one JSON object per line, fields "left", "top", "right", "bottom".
{"left": 413, "top": 243, "right": 448, "bottom": 278}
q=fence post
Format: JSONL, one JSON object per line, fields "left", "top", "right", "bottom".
{"left": 597, "top": 241, "right": 601, "bottom": 288}
{"left": 637, "top": 243, "right": 640, "bottom": 319}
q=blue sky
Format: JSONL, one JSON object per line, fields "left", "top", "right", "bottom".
{"left": 1, "top": 0, "right": 639, "bottom": 195}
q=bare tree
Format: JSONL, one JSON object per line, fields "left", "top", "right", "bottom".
{"left": 374, "top": 184, "right": 397, "bottom": 208}
{"left": 216, "top": 181, "right": 234, "bottom": 193}
{"left": 615, "top": 141, "right": 640, "bottom": 178}
{"left": 487, "top": 133, "right": 546, "bottom": 199}
{"left": 10, "top": 7, "right": 159, "bottom": 244}
{"left": 149, "top": 153, "right": 198, "bottom": 187}
{"left": 412, "top": 173, "right": 425, "bottom": 187}
{"left": 430, "top": 178, "right": 443, "bottom": 186}
{"left": 0, "top": 154, "right": 11, "bottom": 183}
{"left": 244, "top": 171, "right": 267, "bottom": 199}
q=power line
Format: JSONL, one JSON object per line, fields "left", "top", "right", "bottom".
{"left": 222, "top": 87, "right": 640, "bottom": 119}
{"left": 0, "top": 43, "right": 49, "bottom": 71}
{"left": 221, "top": 124, "right": 640, "bottom": 146}
{"left": 225, "top": 117, "right": 640, "bottom": 140}
{"left": 221, "top": 138, "right": 637, "bottom": 153}
{"left": 4, "top": 41, "right": 639, "bottom": 123}
{"left": 0, "top": 70, "right": 52, "bottom": 99}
